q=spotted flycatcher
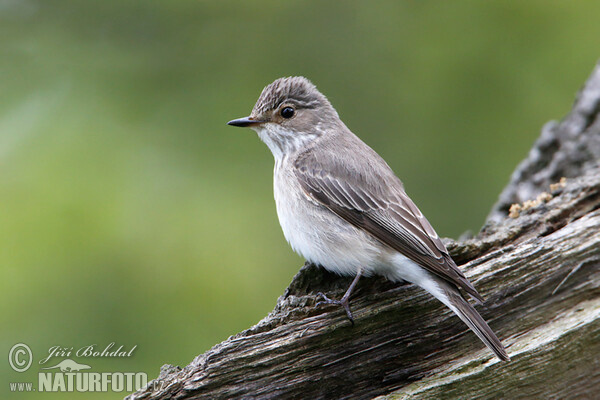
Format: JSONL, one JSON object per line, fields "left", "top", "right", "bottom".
{"left": 227, "top": 76, "right": 509, "bottom": 361}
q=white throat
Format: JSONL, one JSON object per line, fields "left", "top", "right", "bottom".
{"left": 252, "top": 123, "right": 317, "bottom": 161}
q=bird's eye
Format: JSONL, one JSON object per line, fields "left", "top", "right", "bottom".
{"left": 281, "top": 106, "right": 295, "bottom": 119}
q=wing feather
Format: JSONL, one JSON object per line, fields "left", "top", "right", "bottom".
{"left": 294, "top": 149, "right": 483, "bottom": 302}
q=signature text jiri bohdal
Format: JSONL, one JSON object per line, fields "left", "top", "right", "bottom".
{"left": 39, "top": 343, "right": 137, "bottom": 365}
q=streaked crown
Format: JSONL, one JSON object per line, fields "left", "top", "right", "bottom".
{"left": 252, "top": 76, "right": 332, "bottom": 117}
{"left": 228, "top": 77, "right": 342, "bottom": 159}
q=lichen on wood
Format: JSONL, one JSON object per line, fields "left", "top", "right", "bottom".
{"left": 126, "top": 61, "right": 600, "bottom": 400}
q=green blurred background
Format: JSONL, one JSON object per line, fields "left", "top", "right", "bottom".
{"left": 2, "top": 1, "right": 599, "bottom": 398}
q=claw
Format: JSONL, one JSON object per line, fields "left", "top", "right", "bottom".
{"left": 315, "top": 292, "right": 335, "bottom": 307}
{"left": 314, "top": 292, "right": 355, "bottom": 325}
{"left": 340, "top": 298, "right": 354, "bottom": 325}
{"left": 313, "top": 270, "right": 363, "bottom": 326}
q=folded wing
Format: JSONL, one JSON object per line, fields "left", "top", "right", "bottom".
{"left": 293, "top": 149, "right": 483, "bottom": 303}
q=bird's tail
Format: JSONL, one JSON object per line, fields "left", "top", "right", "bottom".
{"left": 435, "top": 282, "right": 510, "bottom": 361}
{"left": 387, "top": 255, "right": 509, "bottom": 360}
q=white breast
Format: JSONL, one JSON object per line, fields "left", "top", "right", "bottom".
{"left": 272, "top": 159, "right": 384, "bottom": 277}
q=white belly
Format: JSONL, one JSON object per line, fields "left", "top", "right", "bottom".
{"left": 273, "top": 164, "right": 385, "bottom": 277}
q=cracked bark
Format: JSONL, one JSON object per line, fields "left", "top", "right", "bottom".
{"left": 126, "top": 61, "right": 600, "bottom": 400}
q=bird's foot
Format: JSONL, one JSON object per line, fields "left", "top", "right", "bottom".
{"left": 315, "top": 292, "right": 355, "bottom": 325}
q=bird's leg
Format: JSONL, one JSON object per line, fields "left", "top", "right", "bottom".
{"left": 316, "top": 268, "right": 363, "bottom": 325}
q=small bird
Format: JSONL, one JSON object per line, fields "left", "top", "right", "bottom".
{"left": 228, "top": 76, "right": 509, "bottom": 361}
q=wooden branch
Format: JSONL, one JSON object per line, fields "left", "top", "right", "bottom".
{"left": 127, "top": 62, "right": 600, "bottom": 400}
{"left": 487, "top": 60, "right": 600, "bottom": 224}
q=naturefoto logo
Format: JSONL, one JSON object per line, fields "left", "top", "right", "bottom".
{"left": 41, "top": 359, "right": 91, "bottom": 372}
{"left": 8, "top": 342, "right": 154, "bottom": 393}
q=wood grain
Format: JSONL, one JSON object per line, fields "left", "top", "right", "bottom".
{"left": 126, "top": 61, "right": 600, "bottom": 400}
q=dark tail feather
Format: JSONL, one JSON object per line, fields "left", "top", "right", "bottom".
{"left": 441, "top": 285, "right": 510, "bottom": 361}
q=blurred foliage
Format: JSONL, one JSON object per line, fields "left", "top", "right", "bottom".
{"left": 2, "top": 1, "right": 599, "bottom": 398}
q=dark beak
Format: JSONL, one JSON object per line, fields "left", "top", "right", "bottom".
{"left": 227, "top": 116, "right": 264, "bottom": 127}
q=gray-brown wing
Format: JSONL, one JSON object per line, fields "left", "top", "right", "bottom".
{"left": 293, "top": 153, "right": 483, "bottom": 302}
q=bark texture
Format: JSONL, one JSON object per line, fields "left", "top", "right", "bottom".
{"left": 487, "top": 60, "right": 600, "bottom": 224}
{"left": 127, "top": 62, "right": 600, "bottom": 400}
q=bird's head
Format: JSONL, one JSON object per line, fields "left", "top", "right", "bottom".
{"left": 228, "top": 76, "right": 340, "bottom": 158}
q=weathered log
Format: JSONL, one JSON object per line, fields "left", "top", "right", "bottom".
{"left": 487, "top": 60, "right": 600, "bottom": 224}
{"left": 127, "top": 62, "right": 600, "bottom": 400}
